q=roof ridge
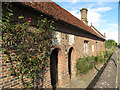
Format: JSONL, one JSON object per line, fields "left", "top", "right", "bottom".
{"left": 90, "top": 25, "right": 104, "bottom": 37}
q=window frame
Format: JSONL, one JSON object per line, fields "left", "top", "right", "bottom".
{"left": 84, "top": 40, "right": 89, "bottom": 53}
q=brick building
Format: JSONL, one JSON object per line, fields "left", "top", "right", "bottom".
{"left": 1, "top": 1, "right": 105, "bottom": 89}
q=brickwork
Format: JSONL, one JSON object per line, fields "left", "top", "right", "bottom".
{"left": 0, "top": 52, "right": 23, "bottom": 89}
{"left": 80, "top": 8, "right": 88, "bottom": 25}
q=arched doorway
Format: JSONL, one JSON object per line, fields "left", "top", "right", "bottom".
{"left": 50, "top": 48, "right": 58, "bottom": 89}
{"left": 68, "top": 47, "right": 73, "bottom": 79}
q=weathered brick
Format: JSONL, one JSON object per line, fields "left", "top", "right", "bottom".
{"left": 7, "top": 77, "right": 11, "bottom": 80}
{"left": 0, "top": 76, "right": 7, "bottom": 79}
{"left": 11, "top": 83, "right": 19, "bottom": 87}
{"left": 4, "top": 80, "right": 9, "bottom": 84}
{"left": 1, "top": 70, "right": 7, "bottom": 73}
{"left": 0, "top": 82, "right": 3, "bottom": 85}
{"left": 4, "top": 82, "right": 12, "bottom": 87}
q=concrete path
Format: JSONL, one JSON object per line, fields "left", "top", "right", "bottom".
{"left": 93, "top": 51, "right": 117, "bottom": 88}
{"left": 58, "top": 50, "right": 119, "bottom": 89}
{"left": 69, "top": 64, "right": 103, "bottom": 88}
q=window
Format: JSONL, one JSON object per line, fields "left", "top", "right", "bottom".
{"left": 84, "top": 43, "right": 86, "bottom": 53}
{"left": 52, "top": 31, "right": 61, "bottom": 45}
{"left": 69, "top": 34, "right": 74, "bottom": 45}
{"left": 84, "top": 40, "right": 89, "bottom": 53}
{"left": 96, "top": 42, "right": 98, "bottom": 50}
{"left": 65, "top": 33, "right": 67, "bottom": 39}
{"left": 92, "top": 45, "right": 94, "bottom": 52}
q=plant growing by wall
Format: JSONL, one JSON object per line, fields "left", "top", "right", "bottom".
{"left": 76, "top": 56, "right": 95, "bottom": 75}
{"left": 2, "top": 3, "right": 55, "bottom": 88}
{"left": 76, "top": 50, "right": 112, "bottom": 76}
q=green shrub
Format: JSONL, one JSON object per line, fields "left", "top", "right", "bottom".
{"left": 76, "top": 50, "right": 113, "bottom": 76}
{"left": 76, "top": 56, "right": 95, "bottom": 75}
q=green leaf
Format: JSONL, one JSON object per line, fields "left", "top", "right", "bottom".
{"left": 8, "top": 73, "right": 11, "bottom": 76}
{"left": 18, "top": 15, "right": 24, "bottom": 19}
{"left": 30, "top": 79, "right": 33, "bottom": 83}
{"left": 22, "top": 71, "right": 24, "bottom": 74}
{"left": 2, "top": 49, "right": 7, "bottom": 54}
{"left": 26, "top": 75, "right": 28, "bottom": 78}
{"left": 6, "top": 20, "right": 10, "bottom": 22}
{"left": 8, "top": 13, "right": 13, "bottom": 16}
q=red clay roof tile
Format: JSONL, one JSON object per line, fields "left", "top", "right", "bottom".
{"left": 21, "top": 2, "right": 104, "bottom": 39}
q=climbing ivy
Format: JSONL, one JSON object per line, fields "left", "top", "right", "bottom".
{"left": 2, "top": 3, "right": 55, "bottom": 88}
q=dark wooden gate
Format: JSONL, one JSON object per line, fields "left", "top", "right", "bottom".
{"left": 50, "top": 48, "right": 58, "bottom": 89}
{"left": 68, "top": 47, "right": 73, "bottom": 79}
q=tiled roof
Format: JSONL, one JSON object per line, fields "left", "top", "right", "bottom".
{"left": 21, "top": 1, "right": 105, "bottom": 39}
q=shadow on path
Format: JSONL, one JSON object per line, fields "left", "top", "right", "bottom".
{"left": 94, "top": 65, "right": 100, "bottom": 72}
{"left": 111, "top": 58, "right": 117, "bottom": 68}
{"left": 86, "top": 53, "right": 113, "bottom": 90}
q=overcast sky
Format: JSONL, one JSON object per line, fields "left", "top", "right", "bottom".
{"left": 53, "top": 1, "right": 118, "bottom": 43}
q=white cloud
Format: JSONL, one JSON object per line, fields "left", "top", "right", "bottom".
{"left": 101, "top": 24, "right": 118, "bottom": 43}
{"left": 87, "top": 7, "right": 111, "bottom": 26}
{"left": 68, "top": 8, "right": 103, "bottom": 27}
{"left": 109, "top": 24, "right": 118, "bottom": 27}
{"left": 106, "top": 30, "right": 118, "bottom": 43}
{"left": 68, "top": 9, "right": 81, "bottom": 19}
{"left": 101, "top": 24, "right": 118, "bottom": 33}
{"left": 87, "top": 9, "right": 106, "bottom": 27}
{"left": 68, "top": 5, "right": 111, "bottom": 27}
{"left": 88, "top": 4, "right": 94, "bottom": 8}
{"left": 97, "top": 2, "right": 103, "bottom": 5}
{"left": 92, "top": 7, "right": 112, "bottom": 12}
{"left": 71, "top": 0, "right": 78, "bottom": 4}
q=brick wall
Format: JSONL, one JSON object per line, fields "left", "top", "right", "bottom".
{"left": 0, "top": 52, "right": 23, "bottom": 88}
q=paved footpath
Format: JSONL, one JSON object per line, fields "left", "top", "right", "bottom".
{"left": 68, "top": 64, "right": 103, "bottom": 88}
{"left": 93, "top": 51, "right": 118, "bottom": 89}
{"left": 59, "top": 63, "right": 103, "bottom": 88}
{"left": 59, "top": 50, "right": 119, "bottom": 89}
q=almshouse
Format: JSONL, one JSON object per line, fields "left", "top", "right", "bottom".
{"left": 1, "top": 1, "right": 106, "bottom": 89}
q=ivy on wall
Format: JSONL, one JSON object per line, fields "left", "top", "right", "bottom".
{"left": 2, "top": 3, "right": 55, "bottom": 88}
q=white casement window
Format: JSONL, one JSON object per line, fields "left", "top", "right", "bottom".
{"left": 84, "top": 43, "right": 86, "bottom": 53}
{"left": 52, "top": 31, "right": 61, "bottom": 45}
{"left": 84, "top": 41, "right": 89, "bottom": 53}
{"left": 69, "top": 34, "right": 74, "bottom": 45}
{"left": 56, "top": 31, "right": 61, "bottom": 45}
{"left": 86, "top": 43, "right": 87, "bottom": 53}
{"left": 96, "top": 42, "right": 98, "bottom": 50}
{"left": 92, "top": 45, "right": 94, "bottom": 52}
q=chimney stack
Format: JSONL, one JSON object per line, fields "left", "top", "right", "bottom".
{"left": 104, "top": 33, "right": 106, "bottom": 38}
{"left": 80, "top": 8, "right": 88, "bottom": 25}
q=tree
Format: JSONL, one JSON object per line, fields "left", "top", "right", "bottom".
{"left": 105, "top": 39, "right": 117, "bottom": 49}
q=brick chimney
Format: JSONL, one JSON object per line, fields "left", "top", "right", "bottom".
{"left": 104, "top": 33, "right": 106, "bottom": 38}
{"left": 80, "top": 8, "right": 88, "bottom": 25}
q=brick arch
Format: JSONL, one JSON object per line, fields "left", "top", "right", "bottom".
{"left": 67, "top": 46, "right": 77, "bottom": 78}
{"left": 50, "top": 47, "right": 63, "bottom": 88}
